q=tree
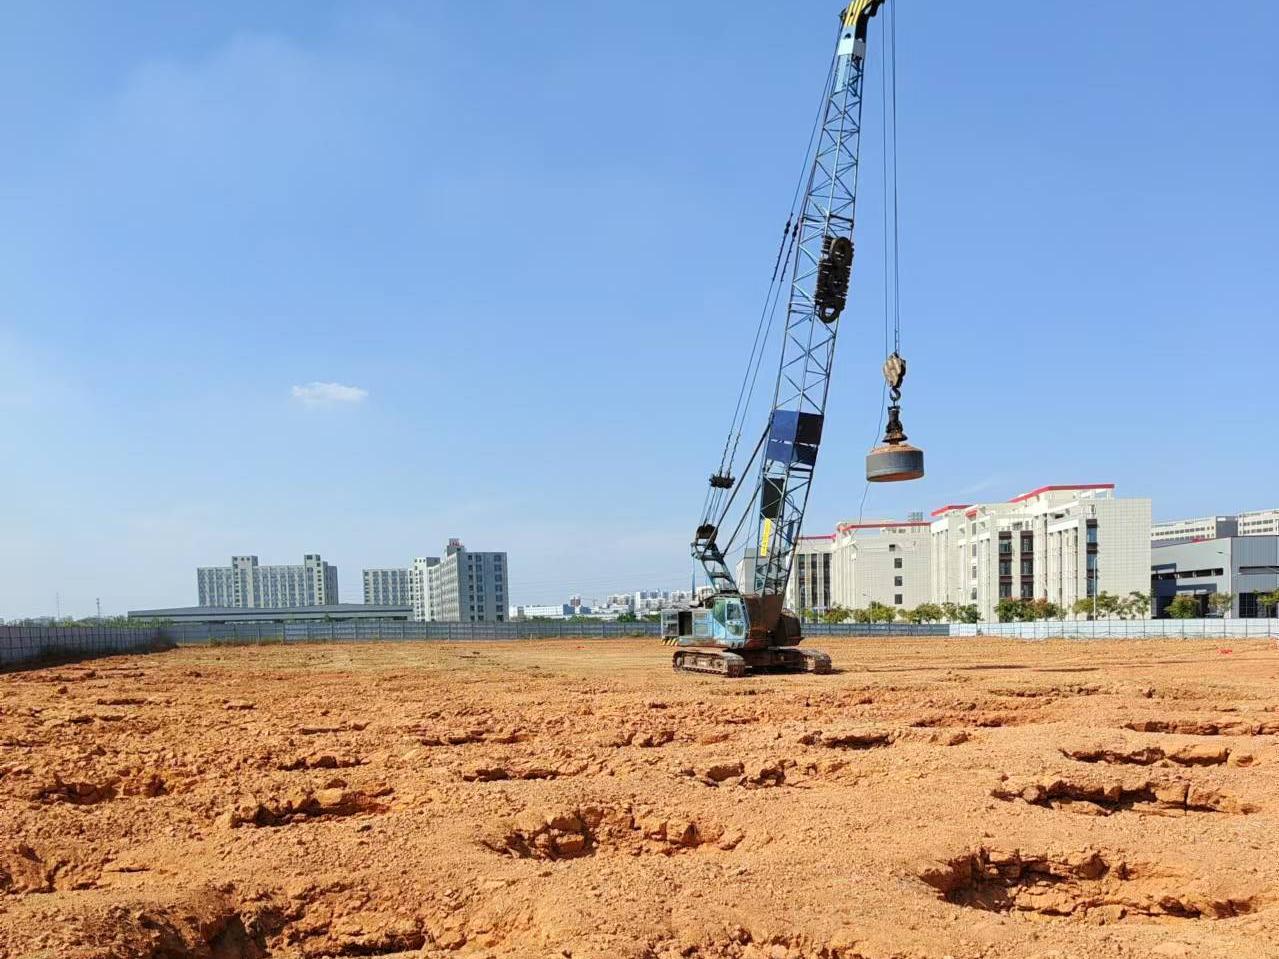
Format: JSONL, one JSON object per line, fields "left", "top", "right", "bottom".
{"left": 1207, "top": 592, "right": 1233, "bottom": 619}
{"left": 615, "top": 611, "right": 637, "bottom": 623}
{"left": 1071, "top": 597, "right": 1095, "bottom": 619}
{"left": 995, "top": 598, "right": 1023, "bottom": 623}
{"left": 821, "top": 605, "right": 852, "bottom": 625}
{"left": 957, "top": 604, "right": 981, "bottom": 624}
{"left": 866, "top": 601, "right": 896, "bottom": 623}
{"left": 899, "top": 605, "right": 941, "bottom": 625}
{"left": 939, "top": 602, "right": 960, "bottom": 623}
{"left": 1167, "top": 595, "right": 1200, "bottom": 619}
{"left": 1120, "top": 591, "right": 1150, "bottom": 620}
{"left": 914, "top": 602, "right": 943, "bottom": 624}
{"left": 1094, "top": 592, "right": 1123, "bottom": 618}
{"left": 1260, "top": 590, "right": 1279, "bottom": 618}
{"left": 851, "top": 606, "right": 873, "bottom": 624}
{"left": 1028, "top": 597, "right": 1061, "bottom": 621}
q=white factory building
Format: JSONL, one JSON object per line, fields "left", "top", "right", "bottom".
{"left": 785, "top": 536, "right": 834, "bottom": 612}
{"left": 1238, "top": 508, "right": 1279, "bottom": 536}
{"left": 763, "top": 520, "right": 933, "bottom": 614}
{"left": 1151, "top": 515, "right": 1238, "bottom": 546}
{"left": 1150, "top": 507, "right": 1278, "bottom": 545}
{"left": 930, "top": 484, "right": 1151, "bottom": 622}
{"left": 830, "top": 520, "right": 932, "bottom": 611}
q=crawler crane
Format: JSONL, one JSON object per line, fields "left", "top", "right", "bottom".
{"left": 664, "top": 0, "right": 923, "bottom": 676}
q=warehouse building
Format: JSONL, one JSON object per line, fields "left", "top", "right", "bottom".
{"left": 129, "top": 603, "right": 410, "bottom": 625}
{"left": 1152, "top": 535, "right": 1279, "bottom": 618}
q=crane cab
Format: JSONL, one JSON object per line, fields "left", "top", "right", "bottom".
{"left": 661, "top": 594, "right": 748, "bottom": 649}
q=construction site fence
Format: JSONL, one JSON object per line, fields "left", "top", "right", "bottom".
{"left": 0, "top": 624, "right": 167, "bottom": 668}
{"left": 4, "top": 619, "right": 1276, "bottom": 667}
{"left": 152, "top": 620, "right": 955, "bottom": 645}
{"left": 949, "top": 618, "right": 1279, "bottom": 640}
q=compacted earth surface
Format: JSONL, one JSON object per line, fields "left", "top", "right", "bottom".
{"left": 2, "top": 637, "right": 1279, "bottom": 959}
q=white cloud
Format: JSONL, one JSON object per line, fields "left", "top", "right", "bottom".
{"left": 291, "top": 382, "right": 369, "bottom": 407}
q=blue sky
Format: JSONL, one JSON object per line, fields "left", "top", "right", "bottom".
{"left": 2, "top": 1, "right": 1276, "bottom": 617}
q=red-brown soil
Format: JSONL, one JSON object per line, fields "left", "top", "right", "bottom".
{"left": 2, "top": 637, "right": 1278, "bottom": 958}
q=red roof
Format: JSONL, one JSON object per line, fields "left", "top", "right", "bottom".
{"left": 931, "top": 485, "right": 1115, "bottom": 517}
{"left": 835, "top": 520, "right": 931, "bottom": 532}
{"left": 1007, "top": 483, "right": 1114, "bottom": 504}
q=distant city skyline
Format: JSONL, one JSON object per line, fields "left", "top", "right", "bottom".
{"left": 3, "top": 1, "right": 1277, "bottom": 619}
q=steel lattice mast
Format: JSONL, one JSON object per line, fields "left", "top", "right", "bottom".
{"left": 751, "top": 0, "right": 884, "bottom": 597}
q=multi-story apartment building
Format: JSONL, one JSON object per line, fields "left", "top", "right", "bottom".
{"left": 362, "top": 568, "right": 409, "bottom": 605}
{"left": 409, "top": 557, "right": 440, "bottom": 622}
{"left": 197, "top": 554, "right": 338, "bottom": 608}
{"left": 1151, "top": 515, "right": 1238, "bottom": 546}
{"left": 425, "top": 539, "right": 508, "bottom": 623}
{"left": 829, "top": 520, "right": 932, "bottom": 611}
{"left": 786, "top": 536, "right": 834, "bottom": 612}
{"left": 931, "top": 484, "right": 1151, "bottom": 621}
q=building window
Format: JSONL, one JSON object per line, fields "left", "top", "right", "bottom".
{"left": 894, "top": 576, "right": 903, "bottom": 587}
{"left": 894, "top": 557, "right": 903, "bottom": 569}
{"left": 894, "top": 594, "right": 903, "bottom": 605}
{"left": 999, "top": 582, "right": 1012, "bottom": 599}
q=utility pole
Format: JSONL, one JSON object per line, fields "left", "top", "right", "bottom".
{"left": 96, "top": 597, "right": 102, "bottom": 622}
{"left": 55, "top": 592, "right": 61, "bottom": 621}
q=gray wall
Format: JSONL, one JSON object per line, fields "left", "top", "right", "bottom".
{"left": 0, "top": 625, "right": 166, "bottom": 668}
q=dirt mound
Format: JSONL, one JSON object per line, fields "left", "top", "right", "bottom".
{"left": 1124, "top": 718, "right": 1279, "bottom": 736}
{"left": 918, "top": 846, "right": 1262, "bottom": 920}
{"left": 481, "top": 805, "right": 739, "bottom": 860}
{"left": 218, "top": 787, "right": 391, "bottom": 828}
{"left": 1061, "top": 744, "right": 1251, "bottom": 767}
{"left": 992, "top": 774, "right": 1257, "bottom": 815}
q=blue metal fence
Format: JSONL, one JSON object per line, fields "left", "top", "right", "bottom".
{"left": 5, "top": 618, "right": 1273, "bottom": 668}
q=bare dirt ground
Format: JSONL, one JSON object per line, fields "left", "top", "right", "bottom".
{"left": 3, "top": 637, "right": 1279, "bottom": 959}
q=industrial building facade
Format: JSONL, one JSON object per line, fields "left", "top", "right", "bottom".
{"left": 1151, "top": 515, "right": 1238, "bottom": 546}
{"left": 362, "top": 568, "right": 410, "bottom": 606}
{"left": 197, "top": 554, "right": 338, "bottom": 608}
{"left": 785, "top": 536, "right": 834, "bottom": 612}
{"left": 831, "top": 521, "right": 932, "bottom": 611}
{"left": 1151, "top": 507, "right": 1278, "bottom": 544}
{"left": 1152, "top": 536, "right": 1279, "bottom": 618}
{"left": 931, "top": 485, "right": 1151, "bottom": 622}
